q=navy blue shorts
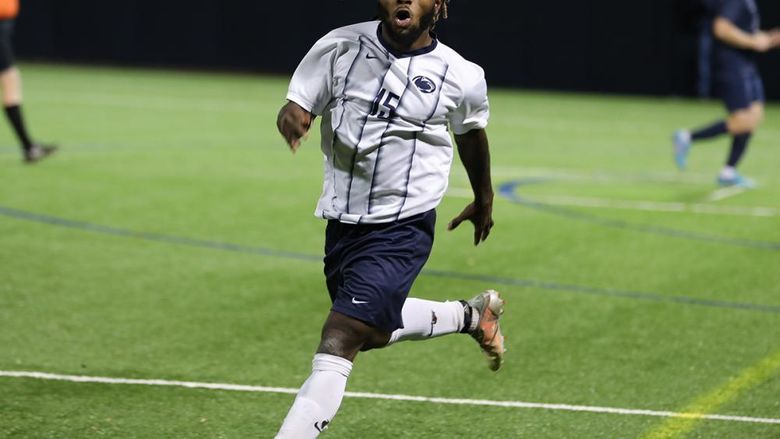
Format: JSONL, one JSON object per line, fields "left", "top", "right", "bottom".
{"left": 717, "top": 71, "right": 765, "bottom": 113}
{"left": 324, "top": 210, "right": 436, "bottom": 333}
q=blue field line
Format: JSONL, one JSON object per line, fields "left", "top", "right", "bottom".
{"left": 499, "top": 180, "right": 780, "bottom": 251}
{"left": 423, "top": 269, "right": 780, "bottom": 314}
{"left": 0, "top": 205, "right": 320, "bottom": 263}
{"left": 2, "top": 204, "right": 779, "bottom": 315}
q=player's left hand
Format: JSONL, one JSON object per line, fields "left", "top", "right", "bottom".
{"left": 448, "top": 201, "right": 494, "bottom": 246}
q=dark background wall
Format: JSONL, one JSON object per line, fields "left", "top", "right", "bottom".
{"left": 13, "top": 0, "right": 780, "bottom": 99}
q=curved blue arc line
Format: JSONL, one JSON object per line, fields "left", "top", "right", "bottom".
{"left": 498, "top": 180, "right": 780, "bottom": 251}
{"left": 1, "top": 205, "right": 778, "bottom": 315}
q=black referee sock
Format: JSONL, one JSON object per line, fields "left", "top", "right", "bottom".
{"left": 691, "top": 120, "right": 727, "bottom": 141}
{"left": 727, "top": 133, "right": 751, "bottom": 167}
{"left": 4, "top": 104, "right": 34, "bottom": 150}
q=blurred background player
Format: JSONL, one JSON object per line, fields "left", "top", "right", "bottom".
{"left": 275, "top": 0, "right": 505, "bottom": 436}
{"left": 695, "top": 0, "right": 719, "bottom": 98}
{"left": 673, "top": 0, "right": 780, "bottom": 188}
{"left": 0, "top": 0, "right": 56, "bottom": 163}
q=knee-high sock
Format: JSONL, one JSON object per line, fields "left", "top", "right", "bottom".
{"left": 726, "top": 133, "right": 751, "bottom": 167}
{"left": 4, "top": 105, "right": 34, "bottom": 150}
{"left": 275, "top": 353, "right": 353, "bottom": 438}
{"left": 387, "top": 298, "right": 466, "bottom": 345}
{"left": 691, "top": 120, "right": 727, "bottom": 141}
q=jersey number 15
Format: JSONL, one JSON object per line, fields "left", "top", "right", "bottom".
{"left": 369, "top": 88, "right": 400, "bottom": 121}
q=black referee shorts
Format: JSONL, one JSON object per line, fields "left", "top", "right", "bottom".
{"left": 0, "top": 19, "right": 15, "bottom": 72}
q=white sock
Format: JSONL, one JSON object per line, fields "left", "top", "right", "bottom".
{"left": 720, "top": 166, "right": 736, "bottom": 179}
{"left": 275, "top": 353, "right": 353, "bottom": 438}
{"left": 387, "top": 298, "right": 467, "bottom": 345}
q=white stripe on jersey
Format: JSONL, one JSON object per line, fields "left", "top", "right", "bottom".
{"left": 287, "top": 21, "right": 489, "bottom": 224}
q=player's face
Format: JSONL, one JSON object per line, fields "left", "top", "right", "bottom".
{"left": 378, "top": 0, "right": 441, "bottom": 50}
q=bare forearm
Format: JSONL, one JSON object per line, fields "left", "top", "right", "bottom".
{"left": 454, "top": 129, "right": 493, "bottom": 204}
{"left": 713, "top": 17, "right": 765, "bottom": 51}
{"left": 449, "top": 128, "right": 495, "bottom": 246}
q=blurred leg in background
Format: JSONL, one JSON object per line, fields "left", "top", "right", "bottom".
{"left": 0, "top": 16, "right": 55, "bottom": 163}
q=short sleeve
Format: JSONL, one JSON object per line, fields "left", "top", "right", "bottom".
{"left": 717, "top": 0, "right": 743, "bottom": 24}
{"left": 448, "top": 64, "right": 490, "bottom": 135}
{"left": 286, "top": 32, "right": 340, "bottom": 116}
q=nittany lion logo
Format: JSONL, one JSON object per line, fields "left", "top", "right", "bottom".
{"left": 413, "top": 76, "right": 436, "bottom": 94}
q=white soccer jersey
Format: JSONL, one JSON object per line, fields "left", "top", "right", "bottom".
{"left": 287, "top": 21, "right": 489, "bottom": 224}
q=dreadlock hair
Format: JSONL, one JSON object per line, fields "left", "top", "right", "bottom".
{"left": 433, "top": 0, "right": 450, "bottom": 27}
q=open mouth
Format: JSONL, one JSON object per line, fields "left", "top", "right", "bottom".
{"left": 394, "top": 9, "right": 412, "bottom": 27}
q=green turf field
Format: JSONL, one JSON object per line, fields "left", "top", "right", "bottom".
{"left": 1, "top": 63, "right": 778, "bottom": 438}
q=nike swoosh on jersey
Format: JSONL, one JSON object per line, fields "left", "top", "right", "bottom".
{"left": 352, "top": 297, "right": 369, "bottom": 304}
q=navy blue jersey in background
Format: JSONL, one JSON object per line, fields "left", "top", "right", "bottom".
{"left": 714, "top": 0, "right": 761, "bottom": 77}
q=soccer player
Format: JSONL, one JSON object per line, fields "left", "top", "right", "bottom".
{"left": 673, "top": 0, "right": 780, "bottom": 187}
{"left": 0, "top": 0, "right": 56, "bottom": 163}
{"left": 275, "top": 0, "right": 505, "bottom": 436}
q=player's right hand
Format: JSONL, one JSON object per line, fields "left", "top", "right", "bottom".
{"left": 768, "top": 28, "right": 780, "bottom": 49}
{"left": 277, "top": 101, "right": 313, "bottom": 153}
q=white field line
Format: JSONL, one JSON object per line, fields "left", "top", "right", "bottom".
{"left": 708, "top": 186, "right": 747, "bottom": 202}
{"left": 2, "top": 371, "right": 779, "bottom": 425}
{"left": 484, "top": 167, "right": 718, "bottom": 185}
{"left": 31, "top": 90, "right": 257, "bottom": 113}
{"left": 473, "top": 166, "right": 775, "bottom": 186}
{"left": 447, "top": 188, "right": 778, "bottom": 218}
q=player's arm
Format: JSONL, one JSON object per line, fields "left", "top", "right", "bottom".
{"left": 279, "top": 30, "right": 339, "bottom": 152}
{"left": 448, "top": 128, "right": 495, "bottom": 246}
{"left": 277, "top": 101, "right": 313, "bottom": 153}
{"left": 713, "top": 16, "right": 775, "bottom": 52}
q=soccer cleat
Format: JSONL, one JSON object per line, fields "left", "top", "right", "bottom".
{"left": 673, "top": 130, "right": 691, "bottom": 171}
{"left": 467, "top": 289, "right": 506, "bottom": 371}
{"left": 23, "top": 144, "right": 58, "bottom": 164}
{"left": 717, "top": 173, "right": 756, "bottom": 189}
